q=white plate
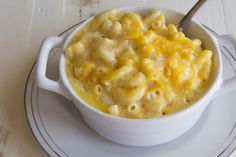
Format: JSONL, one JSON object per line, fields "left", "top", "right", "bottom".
{"left": 25, "top": 22, "right": 236, "bottom": 157}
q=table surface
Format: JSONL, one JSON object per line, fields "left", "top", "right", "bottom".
{"left": 0, "top": 0, "right": 236, "bottom": 156}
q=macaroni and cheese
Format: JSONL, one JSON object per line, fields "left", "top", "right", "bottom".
{"left": 64, "top": 9, "right": 213, "bottom": 118}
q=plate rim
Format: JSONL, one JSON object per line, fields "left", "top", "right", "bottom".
{"left": 24, "top": 21, "right": 85, "bottom": 157}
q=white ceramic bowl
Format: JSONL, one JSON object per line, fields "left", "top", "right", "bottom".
{"left": 36, "top": 5, "right": 236, "bottom": 146}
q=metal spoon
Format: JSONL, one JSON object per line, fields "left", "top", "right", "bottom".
{"left": 177, "top": 0, "right": 208, "bottom": 32}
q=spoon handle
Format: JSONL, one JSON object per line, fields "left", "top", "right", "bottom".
{"left": 177, "top": 0, "right": 208, "bottom": 31}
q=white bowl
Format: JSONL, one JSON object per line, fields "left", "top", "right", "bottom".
{"left": 36, "top": 5, "right": 236, "bottom": 146}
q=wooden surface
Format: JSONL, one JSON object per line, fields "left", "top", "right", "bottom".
{"left": 0, "top": 0, "right": 235, "bottom": 156}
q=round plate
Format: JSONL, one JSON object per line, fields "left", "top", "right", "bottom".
{"left": 25, "top": 22, "right": 236, "bottom": 157}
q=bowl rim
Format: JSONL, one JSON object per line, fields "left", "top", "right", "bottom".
{"left": 59, "top": 5, "right": 222, "bottom": 122}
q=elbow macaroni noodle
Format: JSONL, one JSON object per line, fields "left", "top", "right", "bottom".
{"left": 64, "top": 9, "right": 213, "bottom": 118}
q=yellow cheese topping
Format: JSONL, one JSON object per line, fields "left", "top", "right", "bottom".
{"left": 64, "top": 9, "right": 213, "bottom": 118}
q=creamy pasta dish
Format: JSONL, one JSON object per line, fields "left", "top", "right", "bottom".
{"left": 64, "top": 9, "right": 213, "bottom": 118}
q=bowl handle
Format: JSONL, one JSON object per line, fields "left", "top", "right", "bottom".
{"left": 216, "top": 34, "right": 236, "bottom": 96}
{"left": 36, "top": 37, "right": 71, "bottom": 100}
